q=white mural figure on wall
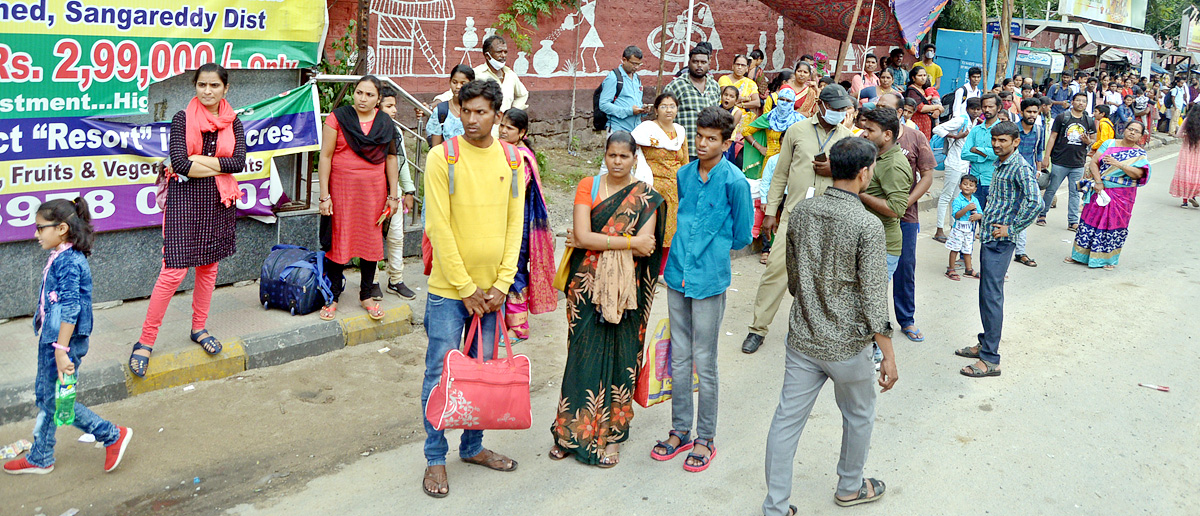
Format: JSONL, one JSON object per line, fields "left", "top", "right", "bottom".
{"left": 578, "top": 0, "right": 604, "bottom": 72}
{"left": 372, "top": 0, "right": 456, "bottom": 76}
{"left": 697, "top": 5, "right": 722, "bottom": 69}
{"left": 533, "top": 38, "right": 560, "bottom": 76}
{"left": 513, "top": 51, "right": 530, "bottom": 75}
{"left": 771, "top": 16, "right": 786, "bottom": 70}
{"left": 647, "top": 3, "right": 714, "bottom": 73}
{"left": 455, "top": 16, "right": 480, "bottom": 66}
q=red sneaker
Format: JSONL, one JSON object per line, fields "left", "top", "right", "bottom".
{"left": 3, "top": 457, "right": 53, "bottom": 475}
{"left": 104, "top": 426, "right": 132, "bottom": 473}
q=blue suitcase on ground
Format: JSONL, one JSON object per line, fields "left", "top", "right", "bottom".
{"left": 259, "top": 245, "right": 333, "bottom": 316}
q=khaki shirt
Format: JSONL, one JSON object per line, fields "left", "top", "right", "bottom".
{"left": 766, "top": 116, "right": 854, "bottom": 217}
{"left": 862, "top": 145, "right": 913, "bottom": 255}
{"left": 473, "top": 64, "right": 529, "bottom": 112}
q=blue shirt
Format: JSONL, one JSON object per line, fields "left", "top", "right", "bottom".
{"left": 664, "top": 157, "right": 754, "bottom": 299}
{"left": 425, "top": 104, "right": 464, "bottom": 140}
{"left": 951, "top": 193, "right": 981, "bottom": 223}
{"left": 961, "top": 118, "right": 1001, "bottom": 186}
{"left": 1017, "top": 122, "right": 1045, "bottom": 167}
{"left": 598, "top": 67, "right": 644, "bottom": 133}
{"left": 1048, "top": 84, "right": 1072, "bottom": 117}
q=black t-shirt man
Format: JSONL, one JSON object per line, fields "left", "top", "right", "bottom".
{"left": 1049, "top": 111, "right": 1095, "bottom": 168}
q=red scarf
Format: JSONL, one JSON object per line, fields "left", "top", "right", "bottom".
{"left": 186, "top": 97, "right": 241, "bottom": 207}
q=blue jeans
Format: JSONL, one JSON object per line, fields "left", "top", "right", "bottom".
{"left": 977, "top": 240, "right": 1016, "bottom": 365}
{"left": 976, "top": 184, "right": 991, "bottom": 210}
{"left": 885, "top": 254, "right": 899, "bottom": 279}
{"left": 421, "top": 294, "right": 497, "bottom": 466}
{"left": 28, "top": 335, "right": 119, "bottom": 467}
{"left": 1040, "top": 164, "right": 1084, "bottom": 224}
{"left": 1014, "top": 229, "right": 1028, "bottom": 255}
{"left": 893, "top": 222, "right": 919, "bottom": 329}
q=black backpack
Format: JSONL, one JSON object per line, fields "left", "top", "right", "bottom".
{"left": 424, "top": 101, "right": 451, "bottom": 146}
{"left": 592, "top": 68, "right": 625, "bottom": 131}
{"left": 939, "top": 88, "right": 963, "bottom": 124}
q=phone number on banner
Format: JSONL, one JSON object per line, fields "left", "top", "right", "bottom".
{"left": 0, "top": 38, "right": 301, "bottom": 92}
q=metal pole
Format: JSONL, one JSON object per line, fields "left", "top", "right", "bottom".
{"left": 657, "top": 0, "right": 670, "bottom": 93}
{"left": 835, "top": 0, "right": 866, "bottom": 79}
{"left": 568, "top": 4, "right": 580, "bottom": 156}
{"left": 686, "top": 0, "right": 695, "bottom": 54}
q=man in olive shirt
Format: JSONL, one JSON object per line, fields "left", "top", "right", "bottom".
{"left": 857, "top": 106, "right": 913, "bottom": 277}
{"left": 742, "top": 84, "right": 856, "bottom": 354}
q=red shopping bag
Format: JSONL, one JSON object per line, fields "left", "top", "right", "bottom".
{"left": 634, "top": 318, "right": 699, "bottom": 408}
{"left": 425, "top": 314, "right": 532, "bottom": 431}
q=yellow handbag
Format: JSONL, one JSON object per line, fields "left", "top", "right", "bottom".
{"left": 552, "top": 247, "right": 574, "bottom": 292}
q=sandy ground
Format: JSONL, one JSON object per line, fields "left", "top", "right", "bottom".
{"left": 2, "top": 146, "right": 1198, "bottom": 516}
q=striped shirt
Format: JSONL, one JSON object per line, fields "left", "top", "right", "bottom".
{"left": 981, "top": 152, "right": 1042, "bottom": 244}
{"left": 663, "top": 75, "right": 721, "bottom": 158}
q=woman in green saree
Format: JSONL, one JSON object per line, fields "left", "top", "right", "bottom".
{"left": 549, "top": 131, "right": 665, "bottom": 467}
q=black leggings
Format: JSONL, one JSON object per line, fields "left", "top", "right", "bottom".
{"left": 324, "top": 258, "right": 377, "bottom": 302}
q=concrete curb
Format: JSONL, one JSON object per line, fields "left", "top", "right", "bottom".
{"left": 0, "top": 304, "right": 415, "bottom": 426}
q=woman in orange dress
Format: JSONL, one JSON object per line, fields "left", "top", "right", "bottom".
{"left": 632, "top": 93, "right": 687, "bottom": 274}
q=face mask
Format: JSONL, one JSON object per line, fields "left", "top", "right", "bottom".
{"left": 821, "top": 104, "right": 847, "bottom": 125}
{"left": 925, "top": 50, "right": 935, "bottom": 59}
{"left": 487, "top": 56, "right": 506, "bottom": 70}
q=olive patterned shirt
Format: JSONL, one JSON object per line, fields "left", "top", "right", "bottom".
{"left": 785, "top": 187, "right": 893, "bottom": 361}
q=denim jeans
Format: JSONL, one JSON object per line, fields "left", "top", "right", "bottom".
{"left": 976, "top": 184, "right": 991, "bottom": 210}
{"left": 885, "top": 253, "right": 900, "bottom": 279}
{"left": 893, "top": 222, "right": 919, "bottom": 328}
{"left": 421, "top": 294, "right": 497, "bottom": 466}
{"left": 977, "top": 240, "right": 1016, "bottom": 365}
{"left": 28, "top": 335, "right": 119, "bottom": 467}
{"left": 1014, "top": 229, "right": 1028, "bottom": 255}
{"left": 667, "top": 288, "right": 725, "bottom": 440}
{"left": 1041, "top": 164, "right": 1084, "bottom": 224}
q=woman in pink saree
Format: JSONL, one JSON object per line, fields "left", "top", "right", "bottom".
{"left": 1065, "top": 121, "right": 1151, "bottom": 270}
{"left": 498, "top": 109, "right": 557, "bottom": 341}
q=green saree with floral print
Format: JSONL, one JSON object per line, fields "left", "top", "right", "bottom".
{"left": 551, "top": 180, "right": 664, "bottom": 465}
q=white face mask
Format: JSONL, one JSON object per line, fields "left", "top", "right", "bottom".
{"left": 821, "top": 103, "right": 847, "bottom": 125}
{"left": 487, "top": 56, "right": 506, "bottom": 70}
{"left": 925, "top": 50, "right": 935, "bottom": 59}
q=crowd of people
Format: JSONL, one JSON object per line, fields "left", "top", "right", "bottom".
{"left": 10, "top": 32, "right": 1200, "bottom": 515}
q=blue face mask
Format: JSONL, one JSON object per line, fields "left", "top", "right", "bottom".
{"left": 821, "top": 103, "right": 847, "bottom": 125}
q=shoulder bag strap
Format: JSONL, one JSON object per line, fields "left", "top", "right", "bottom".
{"left": 444, "top": 136, "right": 459, "bottom": 195}
{"left": 502, "top": 141, "right": 521, "bottom": 198}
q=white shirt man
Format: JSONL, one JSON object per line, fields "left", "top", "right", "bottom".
{"left": 952, "top": 69, "right": 983, "bottom": 119}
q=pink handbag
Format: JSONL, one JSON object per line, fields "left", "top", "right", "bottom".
{"left": 425, "top": 314, "right": 532, "bottom": 431}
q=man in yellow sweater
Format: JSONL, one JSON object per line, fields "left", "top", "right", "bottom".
{"left": 420, "top": 80, "right": 525, "bottom": 498}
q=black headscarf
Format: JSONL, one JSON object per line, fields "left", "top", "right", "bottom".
{"left": 332, "top": 105, "right": 396, "bottom": 164}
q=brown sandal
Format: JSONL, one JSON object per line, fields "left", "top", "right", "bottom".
{"left": 461, "top": 448, "right": 518, "bottom": 472}
{"left": 422, "top": 466, "right": 449, "bottom": 498}
{"left": 548, "top": 444, "right": 568, "bottom": 461}
{"left": 759, "top": 251, "right": 770, "bottom": 265}
{"left": 945, "top": 267, "right": 961, "bottom": 281}
{"left": 597, "top": 445, "right": 620, "bottom": 469}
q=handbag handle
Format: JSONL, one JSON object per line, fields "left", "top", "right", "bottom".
{"left": 462, "top": 310, "right": 515, "bottom": 364}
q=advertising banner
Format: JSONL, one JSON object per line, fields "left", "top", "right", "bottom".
{"left": 0, "top": 0, "right": 327, "bottom": 120}
{"left": 0, "top": 84, "right": 321, "bottom": 243}
{"left": 1057, "top": 0, "right": 1147, "bottom": 30}
{"left": 1186, "top": 18, "right": 1200, "bottom": 53}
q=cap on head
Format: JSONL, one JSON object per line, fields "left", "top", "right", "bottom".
{"left": 819, "top": 84, "right": 853, "bottom": 110}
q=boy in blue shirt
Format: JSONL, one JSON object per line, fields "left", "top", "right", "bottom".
{"left": 651, "top": 106, "right": 753, "bottom": 473}
{"left": 944, "top": 174, "right": 983, "bottom": 280}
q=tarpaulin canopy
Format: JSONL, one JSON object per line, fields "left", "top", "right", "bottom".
{"left": 757, "top": 0, "right": 948, "bottom": 52}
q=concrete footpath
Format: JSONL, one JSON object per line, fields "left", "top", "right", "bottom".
{"left": 0, "top": 267, "right": 419, "bottom": 426}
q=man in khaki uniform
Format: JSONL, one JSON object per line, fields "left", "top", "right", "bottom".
{"left": 742, "top": 85, "right": 856, "bottom": 354}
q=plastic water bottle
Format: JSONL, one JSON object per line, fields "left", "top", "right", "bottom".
{"left": 54, "top": 374, "right": 77, "bottom": 427}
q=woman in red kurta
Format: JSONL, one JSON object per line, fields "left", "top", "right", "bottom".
{"left": 317, "top": 76, "right": 401, "bottom": 321}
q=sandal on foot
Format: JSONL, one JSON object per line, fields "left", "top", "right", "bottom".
{"left": 1102, "top": 265, "right": 1115, "bottom": 271}
{"left": 1067, "top": 223, "right": 1078, "bottom": 232}
{"left": 963, "top": 269, "right": 980, "bottom": 279}
{"left": 422, "top": 466, "right": 449, "bottom": 498}
{"left": 597, "top": 446, "right": 620, "bottom": 469}
{"left": 651, "top": 430, "right": 692, "bottom": 461}
{"left": 933, "top": 234, "right": 948, "bottom": 243}
{"left": 835, "top": 478, "right": 886, "bottom": 507}
{"left": 319, "top": 303, "right": 337, "bottom": 321}
{"left": 901, "top": 326, "right": 925, "bottom": 342}
{"left": 1035, "top": 216, "right": 1047, "bottom": 226}
{"left": 190, "top": 329, "right": 222, "bottom": 355}
{"left": 788, "top": 505, "right": 798, "bottom": 516}
{"left": 682, "top": 438, "right": 716, "bottom": 472}
{"left": 961, "top": 360, "right": 1001, "bottom": 378}
{"left": 461, "top": 449, "right": 518, "bottom": 472}
{"left": 955, "top": 345, "right": 981, "bottom": 358}
{"left": 1063, "top": 257, "right": 1080, "bottom": 265}
{"left": 128, "top": 343, "right": 152, "bottom": 378}
{"left": 362, "top": 300, "right": 385, "bottom": 321}
{"left": 1014, "top": 254, "right": 1038, "bottom": 267}
{"left": 548, "top": 445, "right": 568, "bottom": 461}
{"left": 760, "top": 252, "right": 770, "bottom": 265}
{"left": 945, "top": 268, "right": 961, "bottom": 281}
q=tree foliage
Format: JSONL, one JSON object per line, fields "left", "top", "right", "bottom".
{"left": 495, "top": 0, "right": 581, "bottom": 52}
{"left": 937, "top": 0, "right": 1200, "bottom": 48}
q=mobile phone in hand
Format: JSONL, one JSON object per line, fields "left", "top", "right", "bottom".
{"left": 814, "top": 152, "right": 827, "bottom": 162}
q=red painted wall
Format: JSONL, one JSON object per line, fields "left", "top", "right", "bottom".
{"left": 328, "top": 0, "right": 903, "bottom": 138}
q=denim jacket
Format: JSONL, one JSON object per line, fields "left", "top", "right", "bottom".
{"left": 34, "top": 247, "right": 93, "bottom": 344}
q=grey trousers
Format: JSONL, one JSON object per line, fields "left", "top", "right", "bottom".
{"left": 762, "top": 345, "right": 877, "bottom": 515}
{"left": 667, "top": 288, "right": 725, "bottom": 441}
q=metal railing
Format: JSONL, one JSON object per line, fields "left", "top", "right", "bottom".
{"left": 290, "top": 74, "right": 432, "bottom": 233}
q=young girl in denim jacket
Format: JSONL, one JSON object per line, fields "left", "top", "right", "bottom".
{"left": 4, "top": 198, "right": 132, "bottom": 475}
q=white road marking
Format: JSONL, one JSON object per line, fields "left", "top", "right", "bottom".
{"left": 1149, "top": 152, "right": 1179, "bottom": 165}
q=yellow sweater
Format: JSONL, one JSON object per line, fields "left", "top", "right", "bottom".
{"left": 424, "top": 138, "right": 526, "bottom": 300}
